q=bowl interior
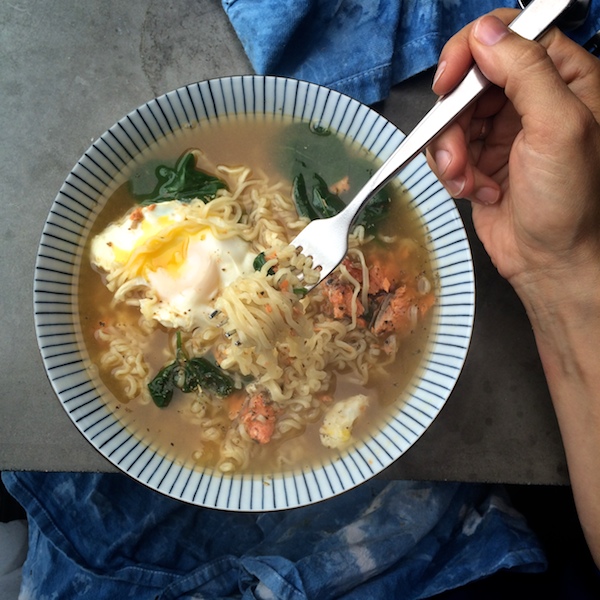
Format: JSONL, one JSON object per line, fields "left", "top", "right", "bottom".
{"left": 34, "top": 76, "right": 475, "bottom": 510}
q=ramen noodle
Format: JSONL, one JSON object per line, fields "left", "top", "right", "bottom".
{"left": 80, "top": 120, "right": 435, "bottom": 474}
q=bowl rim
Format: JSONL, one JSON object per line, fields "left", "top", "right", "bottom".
{"left": 33, "top": 74, "right": 475, "bottom": 511}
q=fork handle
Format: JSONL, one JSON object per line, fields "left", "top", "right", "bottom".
{"left": 337, "top": 0, "right": 576, "bottom": 230}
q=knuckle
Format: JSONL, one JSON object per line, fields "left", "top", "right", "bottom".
{"left": 511, "top": 41, "right": 551, "bottom": 79}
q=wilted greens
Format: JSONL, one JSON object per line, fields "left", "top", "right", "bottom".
{"left": 134, "top": 152, "right": 226, "bottom": 206}
{"left": 148, "top": 332, "right": 234, "bottom": 408}
{"left": 279, "top": 123, "right": 392, "bottom": 230}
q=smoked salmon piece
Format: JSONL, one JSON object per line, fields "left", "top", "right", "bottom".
{"left": 321, "top": 275, "right": 365, "bottom": 321}
{"left": 371, "top": 284, "right": 435, "bottom": 337}
{"left": 320, "top": 252, "right": 434, "bottom": 338}
{"left": 238, "top": 390, "right": 277, "bottom": 444}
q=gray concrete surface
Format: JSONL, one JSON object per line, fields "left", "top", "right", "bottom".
{"left": 0, "top": 0, "right": 568, "bottom": 483}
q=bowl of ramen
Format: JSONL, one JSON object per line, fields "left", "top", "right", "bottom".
{"left": 34, "top": 76, "right": 474, "bottom": 510}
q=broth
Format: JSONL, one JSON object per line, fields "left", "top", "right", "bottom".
{"left": 79, "top": 115, "right": 435, "bottom": 475}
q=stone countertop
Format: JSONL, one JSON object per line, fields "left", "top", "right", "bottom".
{"left": 0, "top": 0, "right": 568, "bottom": 483}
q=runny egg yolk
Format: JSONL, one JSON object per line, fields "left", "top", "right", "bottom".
{"left": 142, "top": 233, "right": 190, "bottom": 274}
{"left": 106, "top": 212, "right": 178, "bottom": 267}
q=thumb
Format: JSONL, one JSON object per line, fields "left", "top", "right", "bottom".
{"left": 469, "top": 15, "right": 581, "bottom": 136}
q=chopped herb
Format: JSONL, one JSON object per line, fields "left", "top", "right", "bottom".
{"left": 309, "top": 123, "right": 331, "bottom": 136}
{"left": 135, "top": 152, "right": 226, "bottom": 206}
{"left": 253, "top": 252, "right": 276, "bottom": 275}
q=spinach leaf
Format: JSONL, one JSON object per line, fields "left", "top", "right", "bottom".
{"left": 147, "top": 332, "right": 234, "bottom": 408}
{"left": 135, "top": 152, "right": 226, "bottom": 206}
{"left": 183, "top": 357, "right": 234, "bottom": 397}
{"left": 279, "top": 123, "right": 392, "bottom": 231}
{"left": 357, "top": 188, "right": 391, "bottom": 231}
{"left": 291, "top": 173, "right": 345, "bottom": 220}
{"left": 280, "top": 122, "right": 350, "bottom": 189}
{"left": 147, "top": 362, "right": 179, "bottom": 408}
{"left": 311, "top": 174, "right": 346, "bottom": 218}
{"left": 291, "top": 173, "right": 316, "bottom": 220}
{"left": 290, "top": 172, "right": 390, "bottom": 230}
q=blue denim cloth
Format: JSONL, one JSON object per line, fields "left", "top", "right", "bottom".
{"left": 222, "top": 0, "right": 600, "bottom": 105}
{"left": 2, "top": 472, "right": 545, "bottom": 599}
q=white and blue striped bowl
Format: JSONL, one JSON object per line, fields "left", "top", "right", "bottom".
{"left": 34, "top": 76, "right": 475, "bottom": 511}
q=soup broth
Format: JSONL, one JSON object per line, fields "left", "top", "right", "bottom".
{"left": 79, "top": 115, "right": 435, "bottom": 475}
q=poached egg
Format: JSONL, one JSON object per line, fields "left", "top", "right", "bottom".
{"left": 91, "top": 200, "right": 256, "bottom": 330}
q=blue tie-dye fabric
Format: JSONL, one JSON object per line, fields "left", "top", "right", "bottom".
{"left": 2, "top": 472, "right": 545, "bottom": 599}
{"left": 222, "top": 0, "right": 600, "bottom": 105}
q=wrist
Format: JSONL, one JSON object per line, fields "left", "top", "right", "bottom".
{"left": 510, "top": 240, "right": 600, "bottom": 322}
{"left": 512, "top": 259, "right": 600, "bottom": 386}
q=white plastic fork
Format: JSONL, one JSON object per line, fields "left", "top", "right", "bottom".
{"left": 290, "top": 0, "right": 576, "bottom": 290}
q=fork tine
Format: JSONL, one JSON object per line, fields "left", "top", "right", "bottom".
{"left": 289, "top": 213, "right": 350, "bottom": 290}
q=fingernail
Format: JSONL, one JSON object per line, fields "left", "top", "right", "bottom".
{"left": 435, "top": 149, "right": 452, "bottom": 176}
{"left": 446, "top": 176, "right": 466, "bottom": 198}
{"left": 432, "top": 60, "right": 446, "bottom": 89}
{"left": 474, "top": 186, "right": 500, "bottom": 205}
{"left": 474, "top": 16, "right": 509, "bottom": 46}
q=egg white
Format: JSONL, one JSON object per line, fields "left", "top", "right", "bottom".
{"left": 319, "top": 394, "right": 369, "bottom": 448}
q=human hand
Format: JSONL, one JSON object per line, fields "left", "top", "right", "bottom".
{"left": 427, "top": 11, "right": 600, "bottom": 568}
{"left": 426, "top": 10, "right": 600, "bottom": 303}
